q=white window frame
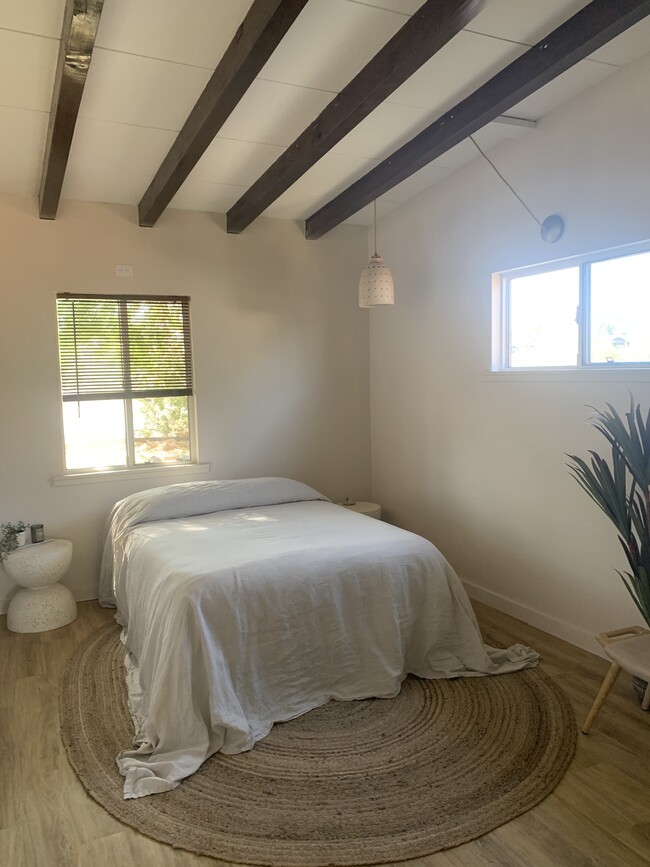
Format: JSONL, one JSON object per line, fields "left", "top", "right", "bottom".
{"left": 53, "top": 294, "right": 209, "bottom": 485}
{"left": 56, "top": 395, "right": 201, "bottom": 476}
{"left": 492, "top": 239, "right": 650, "bottom": 374}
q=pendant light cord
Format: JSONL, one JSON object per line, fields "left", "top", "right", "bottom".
{"left": 469, "top": 135, "right": 542, "bottom": 228}
{"left": 373, "top": 199, "right": 378, "bottom": 257}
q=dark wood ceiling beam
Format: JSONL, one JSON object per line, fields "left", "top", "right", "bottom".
{"left": 138, "top": 0, "right": 309, "bottom": 228}
{"left": 39, "top": 0, "right": 104, "bottom": 220}
{"left": 305, "top": 0, "right": 650, "bottom": 239}
{"left": 226, "top": 0, "right": 486, "bottom": 234}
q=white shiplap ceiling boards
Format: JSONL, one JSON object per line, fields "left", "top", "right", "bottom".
{"left": 1, "top": 0, "right": 649, "bottom": 228}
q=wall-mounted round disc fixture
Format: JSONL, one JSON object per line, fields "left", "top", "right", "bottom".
{"left": 541, "top": 214, "right": 564, "bottom": 243}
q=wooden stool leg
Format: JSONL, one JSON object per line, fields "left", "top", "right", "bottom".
{"left": 582, "top": 661, "right": 621, "bottom": 734}
{"left": 643, "top": 681, "right": 650, "bottom": 712}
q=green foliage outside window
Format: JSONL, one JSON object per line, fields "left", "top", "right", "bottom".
{"left": 57, "top": 295, "right": 193, "bottom": 469}
{"left": 138, "top": 396, "right": 189, "bottom": 438}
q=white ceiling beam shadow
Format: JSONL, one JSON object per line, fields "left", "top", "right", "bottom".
{"left": 464, "top": 0, "right": 590, "bottom": 46}
{"left": 61, "top": 117, "right": 177, "bottom": 205}
{"left": 255, "top": 0, "right": 410, "bottom": 94}
{"left": 94, "top": 0, "right": 255, "bottom": 70}
{"left": 0, "top": 0, "right": 66, "bottom": 40}
{"left": 263, "top": 151, "right": 380, "bottom": 220}
{"left": 0, "top": 29, "right": 59, "bottom": 113}
{"left": 76, "top": 49, "right": 212, "bottom": 132}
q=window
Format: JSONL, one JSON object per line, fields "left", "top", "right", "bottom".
{"left": 495, "top": 244, "right": 650, "bottom": 370}
{"left": 56, "top": 293, "right": 196, "bottom": 472}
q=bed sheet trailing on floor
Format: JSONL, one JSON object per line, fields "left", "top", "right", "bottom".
{"left": 99, "top": 478, "right": 539, "bottom": 799}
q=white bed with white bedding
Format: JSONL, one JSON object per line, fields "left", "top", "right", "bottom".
{"left": 99, "top": 478, "right": 539, "bottom": 799}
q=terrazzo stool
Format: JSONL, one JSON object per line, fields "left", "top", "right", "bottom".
{"left": 5, "top": 539, "right": 77, "bottom": 633}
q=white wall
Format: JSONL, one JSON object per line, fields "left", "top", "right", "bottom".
{"left": 0, "top": 198, "right": 370, "bottom": 610}
{"left": 370, "top": 53, "right": 650, "bottom": 652}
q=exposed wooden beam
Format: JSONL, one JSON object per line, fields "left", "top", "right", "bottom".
{"left": 305, "top": 0, "right": 650, "bottom": 239}
{"left": 39, "top": 0, "right": 104, "bottom": 220}
{"left": 226, "top": 0, "right": 485, "bottom": 234}
{"left": 138, "top": 0, "right": 309, "bottom": 228}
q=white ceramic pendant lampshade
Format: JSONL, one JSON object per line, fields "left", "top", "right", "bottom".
{"left": 359, "top": 200, "right": 394, "bottom": 307}
{"left": 359, "top": 255, "right": 395, "bottom": 307}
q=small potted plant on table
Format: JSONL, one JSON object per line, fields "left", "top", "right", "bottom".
{"left": 0, "top": 521, "right": 29, "bottom": 562}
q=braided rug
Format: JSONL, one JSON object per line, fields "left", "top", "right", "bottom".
{"left": 60, "top": 623, "right": 575, "bottom": 866}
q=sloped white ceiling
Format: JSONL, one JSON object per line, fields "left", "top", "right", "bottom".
{"left": 0, "top": 0, "right": 648, "bottom": 227}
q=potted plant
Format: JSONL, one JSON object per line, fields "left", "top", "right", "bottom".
{"left": 567, "top": 398, "right": 650, "bottom": 705}
{"left": 0, "top": 521, "right": 29, "bottom": 562}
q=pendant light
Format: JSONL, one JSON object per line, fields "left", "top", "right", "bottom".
{"left": 469, "top": 135, "right": 564, "bottom": 244}
{"left": 359, "top": 200, "right": 395, "bottom": 307}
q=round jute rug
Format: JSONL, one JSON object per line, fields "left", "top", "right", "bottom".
{"left": 60, "top": 624, "right": 576, "bottom": 866}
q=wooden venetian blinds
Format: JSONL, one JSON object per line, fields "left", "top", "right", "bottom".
{"left": 56, "top": 293, "right": 193, "bottom": 401}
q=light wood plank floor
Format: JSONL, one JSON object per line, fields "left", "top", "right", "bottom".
{"left": 1, "top": 600, "right": 648, "bottom": 867}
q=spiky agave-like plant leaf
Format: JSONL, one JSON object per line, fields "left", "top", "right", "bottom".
{"left": 590, "top": 397, "right": 650, "bottom": 490}
{"left": 567, "top": 398, "right": 650, "bottom": 628}
{"left": 567, "top": 447, "right": 630, "bottom": 539}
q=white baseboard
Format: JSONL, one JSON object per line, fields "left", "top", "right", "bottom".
{"left": 463, "top": 578, "right": 605, "bottom": 658}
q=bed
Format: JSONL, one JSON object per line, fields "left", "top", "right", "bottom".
{"left": 99, "top": 477, "right": 538, "bottom": 799}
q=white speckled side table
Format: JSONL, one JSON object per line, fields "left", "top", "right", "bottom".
{"left": 5, "top": 539, "right": 76, "bottom": 633}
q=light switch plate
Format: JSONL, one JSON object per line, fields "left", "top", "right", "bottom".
{"left": 115, "top": 264, "right": 134, "bottom": 277}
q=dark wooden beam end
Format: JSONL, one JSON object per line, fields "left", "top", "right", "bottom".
{"left": 39, "top": 0, "right": 104, "bottom": 220}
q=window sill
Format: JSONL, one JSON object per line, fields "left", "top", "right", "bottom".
{"left": 51, "top": 462, "right": 211, "bottom": 487}
{"left": 484, "top": 367, "right": 650, "bottom": 383}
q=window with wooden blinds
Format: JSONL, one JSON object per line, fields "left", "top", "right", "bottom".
{"left": 55, "top": 293, "right": 197, "bottom": 474}
{"left": 56, "top": 293, "right": 193, "bottom": 401}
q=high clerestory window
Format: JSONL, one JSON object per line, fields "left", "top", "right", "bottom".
{"left": 494, "top": 244, "right": 650, "bottom": 370}
{"left": 56, "top": 293, "right": 196, "bottom": 472}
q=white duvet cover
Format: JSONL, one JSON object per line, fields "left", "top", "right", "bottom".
{"left": 100, "top": 479, "right": 539, "bottom": 799}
